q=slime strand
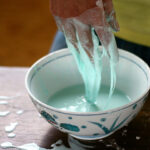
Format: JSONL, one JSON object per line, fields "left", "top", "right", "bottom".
{"left": 65, "top": 26, "right": 118, "bottom": 107}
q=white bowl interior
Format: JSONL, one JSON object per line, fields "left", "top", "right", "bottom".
{"left": 27, "top": 49, "right": 150, "bottom": 105}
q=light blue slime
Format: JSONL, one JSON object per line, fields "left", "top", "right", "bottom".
{"left": 65, "top": 28, "right": 118, "bottom": 106}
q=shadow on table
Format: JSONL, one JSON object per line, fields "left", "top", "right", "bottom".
{"left": 40, "top": 126, "right": 68, "bottom": 149}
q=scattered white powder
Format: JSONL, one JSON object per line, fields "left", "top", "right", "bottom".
{"left": 7, "top": 133, "right": 16, "bottom": 138}
{"left": 1, "top": 142, "right": 13, "bottom": 149}
{"left": 51, "top": 140, "right": 70, "bottom": 150}
{"left": 0, "top": 111, "right": 10, "bottom": 117}
{"left": 5, "top": 122, "right": 18, "bottom": 133}
{"left": 0, "top": 101, "right": 8, "bottom": 105}
{"left": 38, "top": 114, "right": 42, "bottom": 117}
{"left": 122, "top": 129, "right": 127, "bottom": 136}
{"left": 136, "top": 136, "right": 141, "bottom": 140}
{"left": 16, "top": 110, "right": 24, "bottom": 115}
{"left": 0, "top": 140, "right": 70, "bottom": 150}
{"left": 106, "top": 144, "right": 113, "bottom": 147}
{"left": 18, "top": 143, "right": 43, "bottom": 150}
{"left": 0, "top": 95, "right": 20, "bottom": 100}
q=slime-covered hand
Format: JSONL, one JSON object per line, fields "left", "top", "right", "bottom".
{"left": 50, "top": 0, "right": 119, "bottom": 61}
{"left": 50, "top": 0, "right": 119, "bottom": 105}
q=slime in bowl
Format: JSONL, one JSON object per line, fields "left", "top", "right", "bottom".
{"left": 25, "top": 48, "right": 150, "bottom": 140}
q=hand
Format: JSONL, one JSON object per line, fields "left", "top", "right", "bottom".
{"left": 50, "top": 0, "right": 119, "bottom": 60}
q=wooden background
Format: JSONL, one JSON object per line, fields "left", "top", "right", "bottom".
{"left": 0, "top": 0, "right": 57, "bottom": 67}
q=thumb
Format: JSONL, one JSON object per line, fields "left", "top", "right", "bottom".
{"left": 106, "top": 10, "right": 120, "bottom": 32}
{"left": 102, "top": 0, "right": 119, "bottom": 32}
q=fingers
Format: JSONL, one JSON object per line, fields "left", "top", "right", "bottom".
{"left": 62, "top": 18, "right": 94, "bottom": 58}
{"left": 55, "top": 16, "right": 77, "bottom": 43}
{"left": 94, "top": 26, "right": 119, "bottom": 63}
{"left": 73, "top": 19, "right": 94, "bottom": 58}
{"left": 102, "top": 0, "right": 119, "bottom": 31}
{"left": 75, "top": 0, "right": 119, "bottom": 31}
{"left": 62, "top": 19, "right": 77, "bottom": 44}
{"left": 54, "top": 16, "right": 64, "bottom": 31}
{"left": 55, "top": 17, "right": 79, "bottom": 52}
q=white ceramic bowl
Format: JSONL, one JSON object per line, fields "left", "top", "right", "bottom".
{"left": 25, "top": 48, "right": 150, "bottom": 140}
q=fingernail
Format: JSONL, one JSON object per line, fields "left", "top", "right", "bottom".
{"left": 107, "top": 13, "right": 120, "bottom": 32}
{"left": 113, "top": 22, "right": 120, "bottom": 32}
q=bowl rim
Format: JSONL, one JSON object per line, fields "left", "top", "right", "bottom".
{"left": 25, "top": 48, "right": 150, "bottom": 116}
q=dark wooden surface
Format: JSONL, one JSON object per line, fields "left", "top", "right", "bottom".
{"left": 0, "top": 67, "right": 150, "bottom": 150}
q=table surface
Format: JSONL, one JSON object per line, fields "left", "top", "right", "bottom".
{"left": 0, "top": 67, "right": 150, "bottom": 150}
